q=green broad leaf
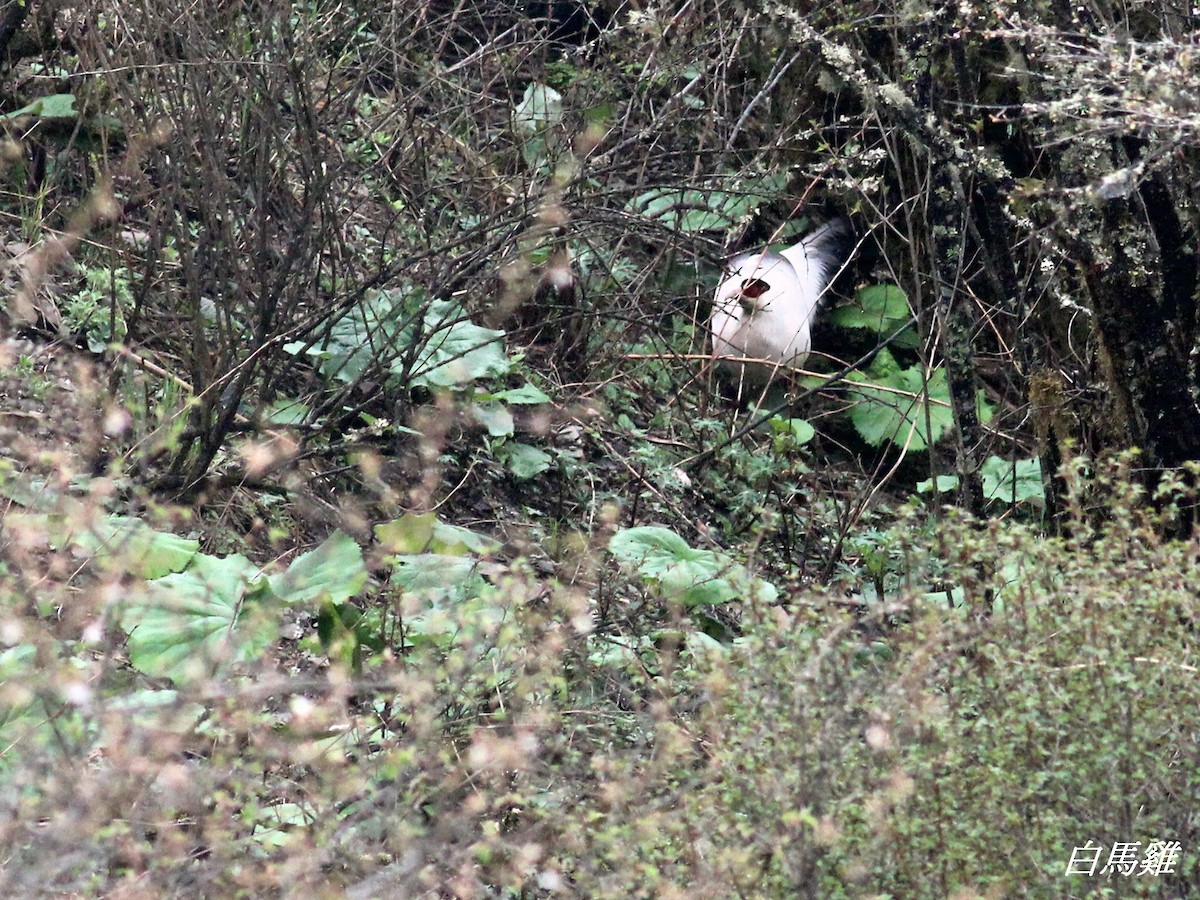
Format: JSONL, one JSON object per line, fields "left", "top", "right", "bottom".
{"left": 293, "top": 287, "right": 415, "bottom": 385}
{"left": 0, "top": 644, "right": 38, "bottom": 731}
{"left": 251, "top": 802, "right": 311, "bottom": 849}
{"left": 390, "top": 554, "right": 485, "bottom": 596}
{"left": 0, "top": 471, "right": 59, "bottom": 510}
{"left": 2, "top": 93, "right": 77, "bottom": 121}
{"left": 662, "top": 563, "right": 739, "bottom": 606}
{"left": 470, "top": 400, "right": 515, "bottom": 437}
{"left": 403, "top": 595, "right": 507, "bottom": 647}
{"left": 293, "top": 289, "right": 512, "bottom": 392}
{"left": 375, "top": 513, "right": 500, "bottom": 556}
{"left": 500, "top": 442, "right": 552, "bottom": 479}
{"left": 685, "top": 630, "right": 730, "bottom": 658}
{"left": 267, "top": 530, "right": 367, "bottom": 607}
{"left": 493, "top": 383, "right": 551, "bottom": 405}
{"left": 513, "top": 83, "right": 563, "bottom": 170}
{"left": 0, "top": 643, "right": 35, "bottom": 682}
{"left": 266, "top": 397, "right": 310, "bottom": 425}
{"left": 628, "top": 172, "right": 788, "bottom": 234}
{"left": 0, "top": 644, "right": 74, "bottom": 772}
{"left": 121, "top": 553, "right": 273, "bottom": 683}
{"left": 981, "top": 455, "right": 1044, "bottom": 505}
{"left": 584, "top": 103, "right": 613, "bottom": 126}
{"left": 608, "top": 526, "right": 776, "bottom": 607}
{"left": 924, "top": 585, "right": 967, "bottom": 609}
{"left": 768, "top": 416, "right": 816, "bottom": 447}
{"left": 916, "top": 474, "right": 961, "bottom": 494}
{"left": 248, "top": 801, "right": 312, "bottom": 854}
{"left": 846, "top": 350, "right": 954, "bottom": 451}
{"left": 315, "top": 598, "right": 372, "bottom": 667}
{"left": 75, "top": 515, "right": 199, "bottom": 580}
{"left": 635, "top": 189, "right": 734, "bottom": 233}
{"left": 375, "top": 514, "right": 441, "bottom": 555}
{"left": 831, "top": 284, "right": 919, "bottom": 349}
{"left": 388, "top": 554, "right": 503, "bottom": 646}
{"left": 609, "top": 526, "right": 703, "bottom": 577}
{"left": 587, "top": 636, "right": 649, "bottom": 674}
{"left": 409, "top": 299, "right": 511, "bottom": 388}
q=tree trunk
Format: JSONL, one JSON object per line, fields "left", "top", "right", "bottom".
{"left": 1081, "top": 164, "right": 1200, "bottom": 471}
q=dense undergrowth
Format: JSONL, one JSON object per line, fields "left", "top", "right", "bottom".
{"left": 1, "top": 0, "right": 1199, "bottom": 897}
{"left": 2, "top": 455, "right": 1197, "bottom": 896}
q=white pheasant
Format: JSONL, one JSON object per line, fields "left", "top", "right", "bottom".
{"left": 710, "top": 218, "right": 851, "bottom": 396}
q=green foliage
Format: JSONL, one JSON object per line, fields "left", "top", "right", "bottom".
{"left": 845, "top": 349, "right": 953, "bottom": 449}
{"left": 918, "top": 456, "right": 1045, "bottom": 508}
{"left": 628, "top": 171, "right": 789, "bottom": 233}
{"left": 120, "top": 552, "right": 274, "bottom": 681}
{"left": 768, "top": 415, "right": 816, "bottom": 452}
{"left": 513, "top": 83, "right": 563, "bottom": 133}
{"left": 6, "top": 441, "right": 1200, "bottom": 898}
{"left": 385, "top": 553, "right": 498, "bottom": 647}
{"left": 375, "top": 511, "right": 501, "bottom": 556}
{"left": 609, "top": 525, "right": 778, "bottom": 607}
{"left": 981, "top": 455, "right": 1044, "bottom": 506}
{"left": 843, "top": 348, "right": 994, "bottom": 451}
{"left": 808, "top": 284, "right": 994, "bottom": 452}
{"left": 372, "top": 512, "right": 506, "bottom": 648}
{"left": 495, "top": 441, "right": 553, "bottom": 479}
{"left": 266, "top": 530, "right": 368, "bottom": 605}
{"left": 73, "top": 514, "right": 199, "bottom": 579}
{"left": 558, "top": 464, "right": 1200, "bottom": 895}
{"left": 1, "top": 93, "right": 77, "bottom": 121}
{"left": 284, "top": 289, "right": 510, "bottom": 391}
{"left": 62, "top": 265, "right": 131, "bottom": 353}
{"left": 116, "top": 527, "right": 367, "bottom": 684}
{"left": 412, "top": 301, "right": 511, "bottom": 388}
{"left": 830, "top": 283, "right": 919, "bottom": 349}
{"left": 283, "top": 286, "right": 553, "bottom": 480}
{"left": 513, "top": 82, "right": 564, "bottom": 169}
{"left": 7, "top": 0, "right": 1200, "bottom": 894}
{"left": 468, "top": 382, "right": 552, "bottom": 443}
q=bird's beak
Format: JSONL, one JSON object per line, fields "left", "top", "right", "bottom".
{"left": 738, "top": 277, "right": 770, "bottom": 314}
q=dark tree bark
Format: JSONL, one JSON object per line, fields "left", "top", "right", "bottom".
{"left": 0, "top": 0, "right": 31, "bottom": 64}
{"left": 929, "top": 165, "right": 986, "bottom": 517}
{"left": 1081, "top": 166, "right": 1200, "bottom": 472}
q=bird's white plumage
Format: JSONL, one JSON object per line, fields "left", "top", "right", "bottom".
{"left": 710, "top": 219, "right": 847, "bottom": 393}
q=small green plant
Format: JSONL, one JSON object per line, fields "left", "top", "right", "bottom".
{"left": 284, "top": 288, "right": 509, "bottom": 390}
{"left": 628, "top": 171, "right": 789, "bottom": 233}
{"left": 829, "top": 282, "right": 919, "bottom": 349}
{"left": 819, "top": 284, "right": 995, "bottom": 450}
{"left": 284, "top": 286, "right": 556, "bottom": 477}
{"left": 918, "top": 455, "right": 1045, "bottom": 508}
{"left": 609, "top": 525, "right": 777, "bottom": 608}
{"left": 9, "top": 355, "right": 52, "bottom": 402}
{"left": 62, "top": 264, "right": 131, "bottom": 352}
{"left": 0, "top": 93, "right": 78, "bottom": 122}
{"left": 513, "top": 82, "right": 565, "bottom": 171}
{"left": 86, "top": 521, "right": 366, "bottom": 683}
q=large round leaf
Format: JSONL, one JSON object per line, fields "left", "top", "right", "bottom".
{"left": 121, "top": 553, "right": 273, "bottom": 684}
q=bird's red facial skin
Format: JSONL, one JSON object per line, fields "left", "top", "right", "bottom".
{"left": 740, "top": 278, "right": 770, "bottom": 298}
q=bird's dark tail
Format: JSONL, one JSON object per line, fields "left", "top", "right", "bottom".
{"left": 793, "top": 216, "right": 856, "bottom": 296}
{"left": 803, "top": 216, "right": 855, "bottom": 268}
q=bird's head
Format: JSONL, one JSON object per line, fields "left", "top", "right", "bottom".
{"left": 713, "top": 249, "right": 799, "bottom": 321}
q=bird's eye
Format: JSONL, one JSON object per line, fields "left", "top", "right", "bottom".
{"left": 741, "top": 278, "right": 770, "bottom": 298}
